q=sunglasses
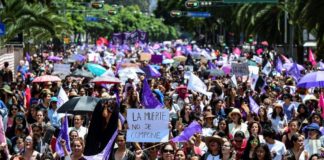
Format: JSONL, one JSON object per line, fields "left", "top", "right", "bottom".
{"left": 163, "top": 149, "right": 174, "bottom": 154}
{"left": 235, "top": 139, "right": 243, "bottom": 143}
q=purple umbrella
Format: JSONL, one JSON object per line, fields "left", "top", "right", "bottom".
{"left": 222, "top": 65, "right": 231, "bottom": 75}
{"left": 72, "top": 54, "right": 86, "bottom": 62}
{"left": 47, "top": 56, "right": 62, "bottom": 61}
{"left": 297, "top": 71, "right": 324, "bottom": 88}
{"left": 283, "top": 63, "right": 305, "bottom": 70}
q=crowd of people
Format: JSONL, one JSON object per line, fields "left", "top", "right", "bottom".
{"left": 0, "top": 41, "right": 323, "bottom": 160}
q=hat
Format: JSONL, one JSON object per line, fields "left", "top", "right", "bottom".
{"left": 229, "top": 108, "right": 242, "bottom": 118}
{"left": 304, "top": 123, "right": 321, "bottom": 135}
{"left": 0, "top": 85, "right": 13, "bottom": 94}
{"left": 204, "top": 112, "right": 215, "bottom": 119}
{"left": 273, "top": 103, "right": 283, "bottom": 110}
{"left": 204, "top": 135, "right": 224, "bottom": 146}
{"left": 303, "top": 95, "right": 318, "bottom": 103}
{"left": 50, "top": 97, "right": 58, "bottom": 102}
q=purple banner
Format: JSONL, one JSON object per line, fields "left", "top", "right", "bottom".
{"left": 111, "top": 30, "right": 148, "bottom": 44}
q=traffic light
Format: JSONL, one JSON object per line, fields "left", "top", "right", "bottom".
{"left": 185, "top": 1, "right": 200, "bottom": 9}
{"left": 108, "top": 10, "right": 117, "bottom": 15}
{"left": 248, "top": 34, "right": 254, "bottom": 43}
{"left": 170, "top": 10, "right": 183, "bottom": 17}
{"left": 91, "top": 2, "right": 103, "bottom": 9}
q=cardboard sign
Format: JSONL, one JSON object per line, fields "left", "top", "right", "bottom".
{"left": 53, "top": 64, "right": 71, "bottom": 74}
{"left": 150, "top": 55, "right": 163, "bottom": 64}
{"left": 140, "top": 53, "right": 152, "bottom": 61}
{"left": 126, "top": 109, "right": 169, "bottom": 142}
{"left": 231, "top": 63, "right": 249, "bottom": 76}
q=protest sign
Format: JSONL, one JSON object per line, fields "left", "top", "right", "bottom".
{"left": 231, "top": 63, "right": 249, "bottom": 76}
{"left": 140, "top": 53, "right": 152, "bottom": 61}
{"left": 126, "top": 109, "right": 169, "bottom": 142}
{"left": 151, "top": 55, "right": 163, "bottom": 64}
{"left": 248, "top": 66, "right": 259, "bottom": 75}
{"left": 54, "top": 64, "right": 71, "bottom": 74}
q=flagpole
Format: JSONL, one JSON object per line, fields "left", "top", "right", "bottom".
{"left": 142, "top": 142, "right": 168, "bottom": 151}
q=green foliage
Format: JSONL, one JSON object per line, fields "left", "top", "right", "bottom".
{"left": 0, "top": 0, "right": 178, "bottom": 46}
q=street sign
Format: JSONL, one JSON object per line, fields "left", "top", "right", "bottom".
{"left": 0, "top": 23, "right": 5, "bottom": 36}
{"left": 224, "top": 0, "right": 277, "bottom": 3}
{"left": 85, "top": 16, "right": 99, "bottom": 22}
{"left": 186, "top": 12, "right": 211, "bottom": 18}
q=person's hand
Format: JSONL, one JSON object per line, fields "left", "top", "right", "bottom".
{"left": 60, "top": 139, "right": 66, "bottom": 147}
{"left": 135, "top": 150, "right": 143, "bottom": 160}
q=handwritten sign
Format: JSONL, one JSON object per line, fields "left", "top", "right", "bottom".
{"left": 231, "top": 63, "right": 249, "bottom": 76}
{"left": 126, "top": 109, "right": 169, "bottom": 142}
{"left": 53, "top": 64, "right": 71, "bottom": 74}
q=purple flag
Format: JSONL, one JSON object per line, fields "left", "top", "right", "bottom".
{"left": 287, "top": 62, "right": 301, "bottom": 82}
{"left": 249, "top": 96, "right": 259, "bottom": 114}
{"left": 141, "top": 65, "right": 161, "bottom": 79}
{"left": 276, "top": 57, "right": 283, "bottom": 73}
{"left": 172, "top": 121, "right": 202, "bottom": 142}
{"left": 26, "top": 52, "right": 31, "bottom": 62}
{"left": 55, "top": 116, "right": 71, "bottom": 157}
{"left": 208, "top": 61, "right": 217, "bottom": 69}
{"left": 141, "top": 79, "right": 163, "bottom": 109}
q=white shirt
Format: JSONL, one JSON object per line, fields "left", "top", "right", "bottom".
{"left": 206, "top": 154, "right": 221, "bottom": 160}
{"left": 228, "top": 122, "right": 249, "bottom": 138}
{"left": 68, "top": 126, "right": 88, "bottom": 139}
{"left": 304, "top": 139, "right": 322, "bottom": 156}
{"left": 267, "top": 140, "right": 286, "bottom": 160}
{"left": 271, "top": 116, "right": 287, "bottom": 134}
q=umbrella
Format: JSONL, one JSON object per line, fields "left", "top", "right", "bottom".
{"left": 297, "top": 71, "right": 324, "bottom": 88}
{"left": 57, "top": 96, "right": 100, "bottom": 114}
{"left": 173, "top": 55, "right": 187, "bottom": 62}
{"left": 33, "top": 75, "right": 61, "bottom": 83}
{"left": 162, "top": 59, "right": 174, "bottom": 64}
{"left": 47, "top": 56, "right": 62, "bottom": 62}
{"left": 120, "top": 63, "right": 139, "bottom": 68}
{"left": 222, "top": 65, "right": 231, "bottom": 75}
{"left": 72, "top": 54, "right": 86, "bottom": 62}
{"left": 247, "top": 60, "right": 258, "bottom": 66}
{"left": 283, "top": 63, "right": 305, "bottom": 70}
{"left": 71, "top": 69, "right": 94, "bottom": 78}
{"left": 91, "top": 76, "right": 122, "bottom": 84}
{"left": 118, "top": 67, "right": 142, "bottom": 83}
{"left": 85, "top": 63, "right": 107, "bottom": 76}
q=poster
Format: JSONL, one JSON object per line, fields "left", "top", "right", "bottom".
{"left": 126, "top": 109, "right": 169, "bottom": 142}
{"left": 231, "top": 63, "right": 249, "bottom": 76}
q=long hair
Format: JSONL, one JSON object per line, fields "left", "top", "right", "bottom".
{"left": 253, "top": 143, "right": 272, "bottom": 160}
{"left": 271, "top": 107, "right": 284, "bottom": 120}
{"left": 84, "top": 98, "right": 119, "bottom": 157}
{"left": 243, "top": 135, "right": 260, "bottom": 159}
